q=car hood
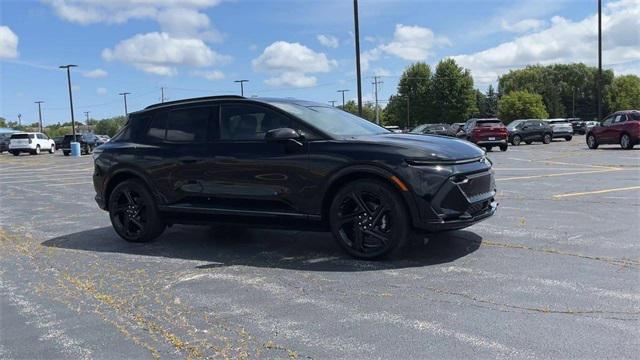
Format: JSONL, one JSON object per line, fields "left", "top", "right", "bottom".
{"left": 350, "top": 133, "right": 485, "bottom": 161}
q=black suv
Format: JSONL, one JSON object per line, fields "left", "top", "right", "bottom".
{"left": 507, "top": 119, "right": 553, "bottom": 145}
{"left": 93, "top": 96, "right": 497, "bottom": 259}
{"left": 61, "top": 133, "right": 100, "bottom": 156}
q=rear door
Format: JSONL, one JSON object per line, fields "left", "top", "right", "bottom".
{"left": 610, "top": 113, "right": 627, "bottom": 143}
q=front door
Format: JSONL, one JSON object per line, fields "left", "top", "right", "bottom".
{"left": 201, "top": 102, "right": 313, "bottom": 215}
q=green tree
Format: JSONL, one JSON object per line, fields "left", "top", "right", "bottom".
{"left": 94, "top": 116, "right": 127, "bottom": 137}
{"left": 474, "top": 90, "right": 487, "bottom": 118}
{"left": 384, "top": 62, "right": 433, "bottom": 128}
{"left": 605, "top": 75, "right": 640, "bottom": 111}
{"left": 485, "top": 85, "right": 498, "bottom": 117}
{"left": 497, "top": 90, "right": 549, "bottom": 123}
{"left": 0, "top": 117, "right": 6, "bottom": 128}
{"left": 339, "top": 100, "right": 377, "bottom": 122}
{"left": 430, "top": 58, "right": 478, "bottom": 123}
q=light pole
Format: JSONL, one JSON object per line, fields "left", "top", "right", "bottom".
{"left": 59, "top": 64, "right": 78, "bottom": 136}
{"left": 17, "top": 113, "right": 22, "bottom": 127}
{"left": 337, "top": 89, "right": 349, "bottom": 108}
{"left": 234, "top": 80, "right": 249, "bottom": 96}
{"left": 596, "top": 0, "right": 602, "bottom": 121}
{"left": 329, "top": 100, "right": 337, "bottom": 107}
{"left": 35, "top": 101, "right": 44, "bottom": 132}
{"left": 119, "top": 92, "right": 131, "bottom": 115}
{"left": 353, "top": 0, "right": 363, "bottom": 116}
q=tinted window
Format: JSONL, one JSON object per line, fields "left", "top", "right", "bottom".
{"left": 221, "top": 104, "right": 295, "bottom": 140}
{"left": 613, "top": 114, "right": 625, "bottom": 123}
{"left": 167, "top": 107, "right": 209, "bottom": 142}
{"left": 602, "top": 116, "right": 614, "bottom": 126}
{"left": 630, "top": 112, "right": 640, "bottom": 121}
{"left": 147, "top": 112, "right": 167, "bottom": 142}
{"left": 11, "top": 134, "right": 29, "bottom": 139}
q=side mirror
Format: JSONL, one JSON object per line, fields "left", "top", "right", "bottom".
{"left": 265, "top": 128, "right": 303, "bottom": 145}
{"left": 522, "top": 126, "right": 529, "bottom": 130}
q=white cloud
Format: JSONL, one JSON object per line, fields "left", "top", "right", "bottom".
{"left": 44, "top": 0, "right": 225, "bottom": 42}
{"left": 361, "top": 24, "right": 448, "bottom": 71}
{"left": 0, "top": 26, "right": 19, "bottom": 59}
{"left": 192, "top": 69, "right": 225, "bottom": 80}
{"left": 102, "top": 32, "right": 231, "bottom": 76}
{"left": 96, "top": 87, "right": 108, "bottom": 95}
{"left": 500, "top": 18, "right": 545, "bottom": 33}
{"left": 452, "top": 0, "right": 640, "bottom": 85}
{"left": 379, "top": 24, "right": 449, "bottom": 61}
{"left": 83, "top": 68, "right": 108, "bottom": 78}
{"left": 253, "top": 41, "right": 336, "bottom": 87}
{"left": 317, "top": 34, "right": 339, "bottom": 48}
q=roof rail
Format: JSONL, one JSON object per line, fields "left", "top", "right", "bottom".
{"left": 144, "top": 95, "right": 246, "bottom": 110}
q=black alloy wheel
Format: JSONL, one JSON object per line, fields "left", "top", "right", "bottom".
{"left": 329, "top": 179, "right": 409, "bottom": 259}
{"left": 543, "top": 134, "right": 552, "bottom": 144}
{"left": 512, "top": 135, "right": 521, "bottom": 146}
{"left": 108, "top": 179, "right": 165, "bottom": 243}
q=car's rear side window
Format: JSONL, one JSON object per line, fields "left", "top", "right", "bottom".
{"left": 166, "top": 107, "right": 209, "bottom": 143}
{"left": 630, "top": 112, "right": 640, "bottom": 121}
{"left": 147, "top": 112, "right": 167, "bottom": 143}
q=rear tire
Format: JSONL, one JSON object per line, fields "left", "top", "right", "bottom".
{"left": 511, "top": 135, "right": 521, "bottom": 146}
{"left": 543, "top": 133, "right": 552, "bottom": 144}
{"left": 485, "top": 146, "right": 493, "bottom": 152}
{"left": 329, "top": 178, "right": 409, "bottom": 259}
{"left": 620, "top": 133, "right": 634, "bottom": 150}
{"left": 11, "top": 151, "right": 20, "bottom": 156}
{"left": 499, "top": 144, "right": 508, "bottom": 152}
{"left": 565, "top": 136, "right": 572, "bottom": 141}
{"left": 63, "top": 150, "right": 70, "bottom": 156}
{"left": 587, "top": 134, "right": 598, "bottom": 149}
{"left": 49, "top": 144, "right": 55, "bottom": 154}
{"left": 108, "top": 179, "right": 165, "bottom": 243}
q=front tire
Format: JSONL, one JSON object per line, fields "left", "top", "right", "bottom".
{"left": 108, "top": 179, "right": 165, "bottom": 243}
{"left": 49, "top": 144, "right": 55, "bottom": 154}
{"left": 63, "top": 150, "right": 70, "bottom": 156}
{"left": 620, "top": 133, "right": 634, "bottom": 150}
{"left": 511, "top": 135, "right": 521, "bottom": 146}
{"left": 587, "top": 134, "right": 598, "bottom": 149}
{"left": 543, "top": 133, "right": 552, "bottom": 144}
{"left": 329, "top": 179, "right": 409, "bottom": 259}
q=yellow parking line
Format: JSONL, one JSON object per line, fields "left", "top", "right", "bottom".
{"left": 553, "top": 186, "right": 640, "bottom": 199}
{"left": 496, "top": 169, "right": 620, "bottom": 181}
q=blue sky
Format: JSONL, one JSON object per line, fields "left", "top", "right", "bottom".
{"left": 0, "top": 0, "right": 638, "bottom": 125}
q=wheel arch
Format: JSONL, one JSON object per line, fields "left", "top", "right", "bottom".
{"left": 319, "top": 165, "right": 417, "bottom": 226}
{"left": 104, "top": 169, "right": 157, "bottom": 211}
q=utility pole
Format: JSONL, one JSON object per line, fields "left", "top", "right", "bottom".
{"left": 572, "top": 88, "right": 576, "bottom": 118}
{"left": 59, "top": 64, "right": 78, "bottom": 137}
{"left": 84, "top": 111, "right": 90, "bottom": 132}
{"left": 329, "top": 100, "right": 337, "bottom": 107}
{"left": 161, "top": 86, "right": 166, "bottom": 103}
{"left": 337, "top": 89, "right": 349, "bottom": 108}
{"left": 372, "top": 76, "right": 383, "bottom": 124}
{"left": 353, "top": 0, "right": 363, "bottom": 116}
{"left": 596, "top": 0, "right": 602, "bottom": 121}
{"left": 234, "top": 80, "right": 249, "bottom": 96}
{"left": 119, "top": 92, "right": 131, "bottom": 115}
{"left": 35, "top": 101, "right": 44, "bottom": 132}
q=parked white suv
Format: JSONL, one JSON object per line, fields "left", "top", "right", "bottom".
{"left": 543, "top": 119, "right": 574, "bottom": 141}
{"left": 9, "top": 132, "right": 56, "bottom": 156}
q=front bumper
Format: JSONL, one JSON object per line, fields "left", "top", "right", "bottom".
{"left": 412, "top": 169, "right": 497, "bottom": 231}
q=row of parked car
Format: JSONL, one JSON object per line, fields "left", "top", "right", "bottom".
{"left": 0, "top": 132, "right": 111, "bottom": 156}
{"left": 406, "top": 110, "right": 639, "bottom": 151}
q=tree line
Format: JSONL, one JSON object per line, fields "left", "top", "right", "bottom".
{"left": 340, "top": 60, "right": 640, "bottom": 127}
{"left": 0, "top": 116, "right": 127, "bottom": 138}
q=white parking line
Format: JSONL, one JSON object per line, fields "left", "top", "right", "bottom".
{"left": 46, "top": 181, "right": 93, "bottom": 187}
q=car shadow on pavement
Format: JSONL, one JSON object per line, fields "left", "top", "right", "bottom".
{"left": 41, "top": 225, "right": 482, "bottom": 272}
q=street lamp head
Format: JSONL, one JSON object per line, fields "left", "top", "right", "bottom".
{"left": 234, "top": 79, "right": 249, "bottom": 83}
{"left": 59, "top": 64, "right": 78, "bottom": 69}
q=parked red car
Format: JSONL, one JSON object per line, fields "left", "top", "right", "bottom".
{"left": 463, "top": 118, "right": 509, "bottom": 152}
{"left": 586, "top": 110, "right": 640, "bottom": 150}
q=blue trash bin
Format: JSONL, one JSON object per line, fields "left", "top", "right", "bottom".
{"left": 70, "top": 142, "right": 81, "bottom": 156}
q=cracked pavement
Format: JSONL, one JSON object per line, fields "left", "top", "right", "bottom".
{"left": 1, "top": 137, "right": 639, "bottom": 359}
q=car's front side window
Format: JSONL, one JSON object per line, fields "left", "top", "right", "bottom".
{"left": 220, "top": 104, "right": 302, "bottom": 141}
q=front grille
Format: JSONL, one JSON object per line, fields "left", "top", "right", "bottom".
{"left": 457, "top": 172, "right": 492, "bottom": 198}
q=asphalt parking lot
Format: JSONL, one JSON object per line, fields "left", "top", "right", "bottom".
{"left": 1, "top": 136, "right": 639, "bottom": 359}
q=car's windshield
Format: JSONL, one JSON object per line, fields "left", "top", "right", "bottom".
{"left": 268, "top": 102, "right": 389, "bottom": 137}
